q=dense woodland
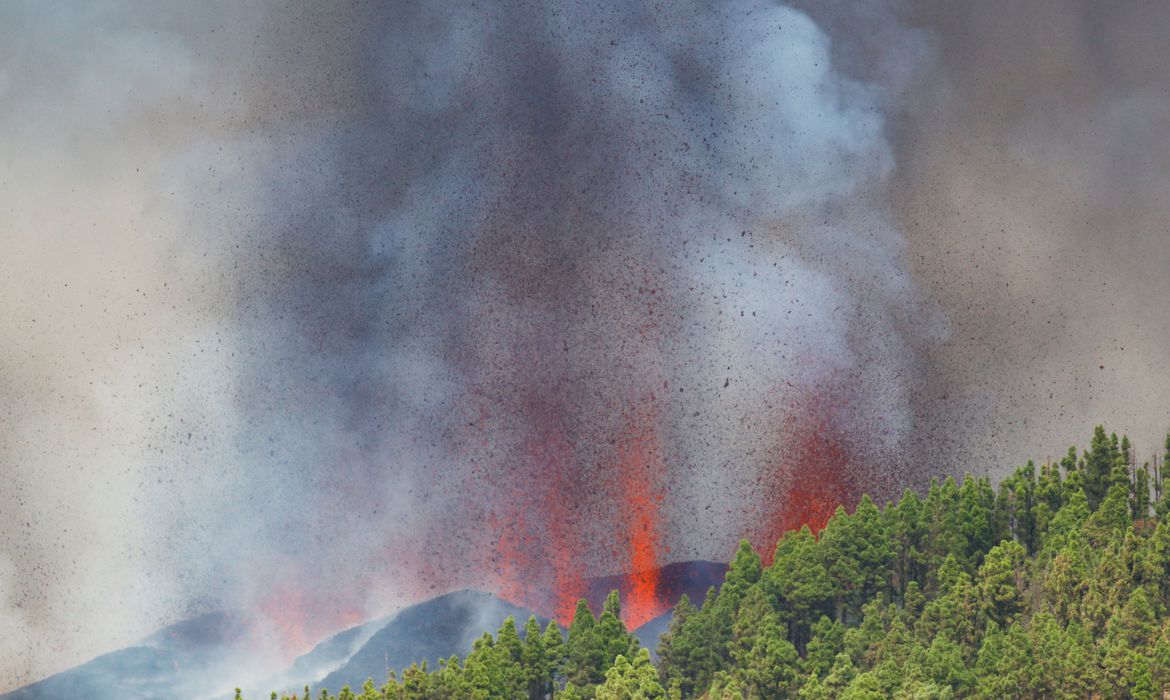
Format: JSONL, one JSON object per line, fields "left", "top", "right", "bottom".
{"left": 245, "top": 426, "right": 1170, "bottom": 699}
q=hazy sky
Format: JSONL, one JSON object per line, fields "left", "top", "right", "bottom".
{"left": 2, "top": 0, "right": 1169, "bottom": 690}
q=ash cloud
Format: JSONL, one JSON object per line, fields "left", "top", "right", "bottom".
{"left": 2, "top": 0, "right": 937, "bottom": 687}
{"left": 208, "top": 0, "right": 941, "bottom": 614}
{"left": 5, "top": 0, "right": 1169, "bottom": 693}
{"left": 889, "top": 0, "right": 1170, "bottom": 469}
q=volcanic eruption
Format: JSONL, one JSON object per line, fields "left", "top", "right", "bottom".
{"left": 0, "top": 0, "right": 952, "bottom": 687}
{"left": 201, "top": 0, "right": 944, "bottom": 641}
{"left": 10, "top": 0, "right": 1170, "bottom": 693}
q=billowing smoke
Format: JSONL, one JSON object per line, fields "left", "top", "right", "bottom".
{"left": 4, "top": 0, "right": 1169, "bottom": 693}
{"left": 890, "top": 0, "right": 1170, "bottom": 470}
{"left": 196, "top": 0, "right": 943, "bottom": 628}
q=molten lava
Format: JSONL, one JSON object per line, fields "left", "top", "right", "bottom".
{"left": 540, "top": 427, "right": 587, "bottom": 624}
{"left": 614, "top": 406, "right": 669, "bottom": 629}
{"left": 483, "top": 406, "right": 588, "bottom": 626}
{"left": 259, "top": 588, "right": 312, "bottom": 658}
{"left": 474, "top": 377, "right": 861, "bottom": 630}
{"left": 485, "top": 404, "right": 672, "bottom": 629}
{"left": 753, "top": 384, "right": 859, "bottom": 564}
{"left": 424, "top": 281, "right": 868, "bottom": 635}
{"left": 257, "top": 587, "right": 364, "bottom": 661}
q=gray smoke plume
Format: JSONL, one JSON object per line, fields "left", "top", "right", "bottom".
{"left": 889, "top": 0, "right": 1170, "bottom": 469}
{"left": 196, "top": 0, "right": 941, "bottom": 615}
{"left": 4, "top": 0, "right": 1169, "bottom": 693}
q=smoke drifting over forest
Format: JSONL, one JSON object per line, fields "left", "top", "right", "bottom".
{"left": 2, "top": 0, "right": 1169, "bottom": 691}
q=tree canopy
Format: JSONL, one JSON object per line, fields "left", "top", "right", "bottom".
{"left": 246, "top": 426, "right": 1170, "bottom": 699}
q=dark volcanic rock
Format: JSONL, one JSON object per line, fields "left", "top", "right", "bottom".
{"left": 234, "top": 617, "right": 389, "bottom": 699}
{"left": 4, "top": 561, "right": 726, "bottom": 699}
{"left": 317, "top": 590, "right": 543, "bottom": 692}
{"left": 583, "top": 560, "right": 728, "bottom": 617}
{"left": 1, "top": 612, "right": 254, "bottom": 700}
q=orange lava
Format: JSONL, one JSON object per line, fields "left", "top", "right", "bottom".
{"left": 481, "top": 396, "right": 672, "bottom": 629}
{"left": 614, "top": 406, "right": 669, "bottom": 629}
{"left": 485, "top": 412, "right": 586, "bottom": 626}
{"left": 540, "top": 426, "right": 587, "bottom": 624}
{"left": 754, "top": 385, "right": 858, "bottom": 565}
{"left": 491, "top": 508, "right": 534, "bottom": 607}
{"left": 257, "top": 587, "right": 364, "bottom": 660}
{"left": 258, "top": 587, "right": 311, "bottom": 658}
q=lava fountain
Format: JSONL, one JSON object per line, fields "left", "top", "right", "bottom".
{"left": 752, "top": 380, "right": 861, "bottom": 564}
{"left": 614, "top": 404, "right": 669, "bottom": 629}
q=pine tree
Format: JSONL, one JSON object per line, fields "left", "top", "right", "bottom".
{"left": 706, "top": 542, "right": 763, "bottom": 676}
{"left": 917, "top": 556, "right": 980, "bottom": 650}
{"left": 728, "top": 586, "right": 798, "bottom": 699}
{"left": 1085, "top": 481, "right": 1131, "bottom": 544}
{"left": 497, "top": 616, "right": 524, "bottom": 665}
{"left": 821, "top": 653, "right": 857, "bottom": 697}
{"left": 654, "top": 594, "right": 694, "bottom": 696}
{"left": 1084, "top": 425, "right": 1116, "bottom": 509}
{"left": 595, "top": 649, "right": 664, "bottom": 700}
{"left": 1101, "top": 588, "right": 1158, "bottom": 696}
{"left": 718, "top": 542, "right": 762, "bottom": 609}
{"left": 1157, "top": 431, "right": 1170, "bottom": 517}
{"left": 1134, "top": 462, "right": 1152, "bottom": 522}
{"left": 886, "top": 490, "right": 927, "bottom": 597}
{"left": 923, "top": 632, "right": 976, "bottom": 695}
{"left": 522, "top": 616, "right": 551, "bottom": 700}
{"left": 976, "top": 540, "right": 1026, "bottom": 627}
{"left": 1164, "top": 431, "right": 1170, "bottom": 488}
{"left": 801, "top": 615, "right": 845, "bottom": 681}
{"left": 924, "top": 478, "right": 967, "bottom": 582}
{"left": 959, "top": 475, "right": 998, "bottom": 560}
{"left": 764, "top": 526, "right": 833, "bottom": 650}
{"left": 820, "top": 497, "right": 893, "bottom": 624}
{"left": 595, "top": 591, "right": 639, "bottom": 674}
{"left": 543, "top": 620, "right": 566, "bottom": 692}
{"left": 565, "top": 599, "right": 604, "bottom": 691}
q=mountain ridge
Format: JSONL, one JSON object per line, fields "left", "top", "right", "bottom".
{"left": 3, "top": 561, "right": 726, "bottom": 700}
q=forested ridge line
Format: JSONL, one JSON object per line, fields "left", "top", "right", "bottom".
{"left": 245, "top": 426, "right": 1170, "bottom": 699}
